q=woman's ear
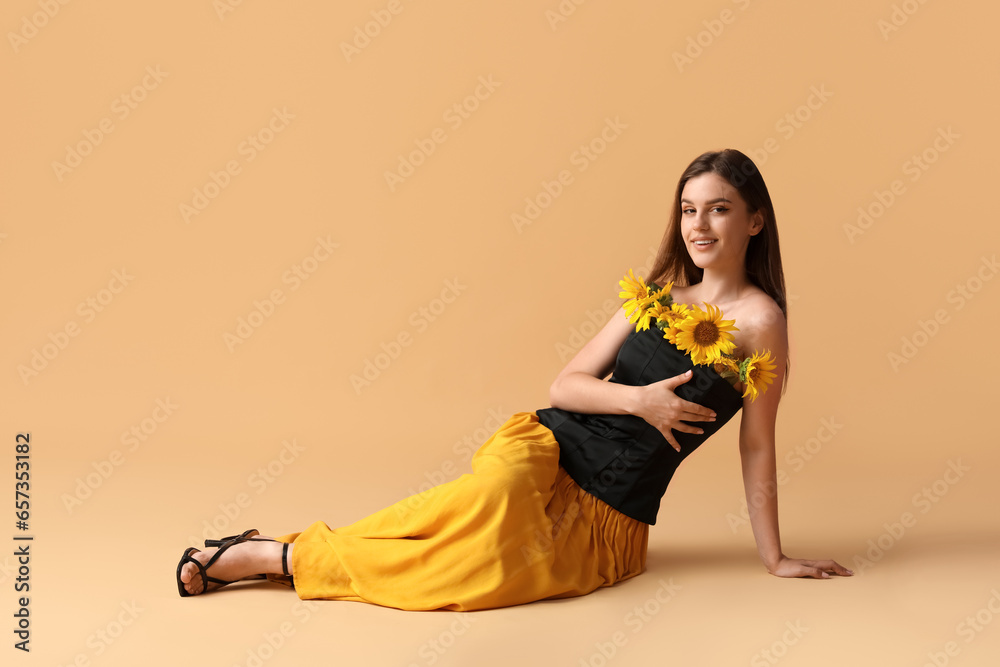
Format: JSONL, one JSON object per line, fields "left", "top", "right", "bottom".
{"left": 749, "top": 210, "right": 764, "bottom": 236}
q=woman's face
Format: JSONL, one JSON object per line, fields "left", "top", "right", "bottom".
{"left": 679, "top": 171, "right": 762, "bottom": 272}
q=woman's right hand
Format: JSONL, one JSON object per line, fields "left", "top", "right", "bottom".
{"left": 633, "top": 371, "right": 717, "bottom": 452}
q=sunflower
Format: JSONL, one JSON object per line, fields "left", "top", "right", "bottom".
{"left": 619, "top": 269, "right": 658, "bottom": 326}
{"left": 659, "top": 302, "right": 692, "bottom": 343}
{"left": 740, "top": 349, "right": 778, "bottom": 402}
{"left": 639, "top": 299, "right": 670, "bottom": 332}
{"left": 651, "top": 280, "right": 674, "bottom": 305}
{"left": 672, "top": 302, "right": 738, "bottom": 365}
{"left": 712, "top": 354, "right": 741, "bottom": 380}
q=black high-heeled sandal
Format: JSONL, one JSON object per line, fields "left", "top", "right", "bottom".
{"left": 176, "top": 530, "right": 292, "bottom": 596}
{"left": 204, "top": 529, "right": 275, "bottom": 548}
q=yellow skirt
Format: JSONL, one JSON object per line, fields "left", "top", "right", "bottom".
{"left": 267, "top": 410, "right": 648, "bottom": 611}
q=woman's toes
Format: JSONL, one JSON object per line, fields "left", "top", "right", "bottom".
{"left": 179, "top": 548, "right": 215, "bottom": 594}
{"left": 180, "top": 561, "right": 200, "bottom": 594}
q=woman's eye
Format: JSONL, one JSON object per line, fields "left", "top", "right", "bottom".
{"left": 683, "top": 206, "right": 727, "bottom": 214}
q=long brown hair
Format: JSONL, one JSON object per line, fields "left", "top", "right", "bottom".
{"left": 647, "top": 149, "right": 790, "bottom": 393}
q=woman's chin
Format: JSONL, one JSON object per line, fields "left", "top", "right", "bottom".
{"left": 688, "top": 253, "right": 732, "bottom": 272}
{"left": 688, "top": 257, "right": 714, "bottom": 270}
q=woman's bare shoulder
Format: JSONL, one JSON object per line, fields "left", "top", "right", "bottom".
{"left": 744, "top": 289, "right": 784, "bottom": 322}
{"left": 737, "top": 290, "right": 787, "bottom": 352}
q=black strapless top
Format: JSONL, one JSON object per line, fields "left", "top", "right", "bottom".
{"left": 536, "top": 324, "right": 745, "bottom": 525}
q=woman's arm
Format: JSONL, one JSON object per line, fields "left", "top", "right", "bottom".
{"left": 737, "top": 301, "right": 852, "bottom": 579}
{"left": 548, "top": 304, "right": 718, "bottom": 451}
{"left": 548, "top": 305, "right": 641, "bottom": 414}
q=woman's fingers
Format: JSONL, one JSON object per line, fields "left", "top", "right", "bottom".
{"left": 662, "top": 370, "right": 694, "bottom": 389}
{"left": 663, "top": 432, "right": 681, "bottom": 452}
{"left": 642, "top": 374, "right": 717, "bottom": 448}
{"left": 683, "top": 402, "right": 717, "bottom": 421}
{"left": 672, "top": 422, "right": 705, "bottom": 435}
{"left": 773, "top": 557, "right": 854, "bottom": 579}
{"left": 655, "top": 414, "right": 711, "bottom": 447}
{"left": 786, "top": 563, "right": 828, "bottom": 579}
{"left": 813, "top": 559, "right": 854, "bottom": 576}
{"left": 800, "top": 559, "right": 854, "bottom": 578}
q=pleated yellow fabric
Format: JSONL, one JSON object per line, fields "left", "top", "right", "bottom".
{"left": 266, "top": 410, "right": 649, "bottom": 611}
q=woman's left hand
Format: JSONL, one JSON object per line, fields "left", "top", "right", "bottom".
{"left": 769, "top": 556, "right": 853, "bottom": 579}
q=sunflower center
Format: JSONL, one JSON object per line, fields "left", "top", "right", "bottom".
{"left": 747, "top": 366, "right": 758, "bottom": 382}
{"left": 693, "top": 321, "right": 720, "bottom": 346}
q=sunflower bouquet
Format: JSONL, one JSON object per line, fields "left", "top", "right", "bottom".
{"left": 618, "top": 269, "right": 777, "bottom": 402}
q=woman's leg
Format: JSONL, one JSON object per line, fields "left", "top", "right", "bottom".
{"left": 178, "top": 540, "right": 294, "bottom": 595}
{"left": 278, "top": 412, "right": 572, "bottom": 610}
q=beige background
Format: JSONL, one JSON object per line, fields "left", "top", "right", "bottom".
{"left": 3, "top": 0, "right": 999, "bottom": 665}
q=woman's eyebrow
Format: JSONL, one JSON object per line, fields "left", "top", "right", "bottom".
{"left": 680, "top": 197, "right": 732, "bottom": 205}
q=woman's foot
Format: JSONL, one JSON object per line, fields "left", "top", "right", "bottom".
{"left": 178, "top": 540, "right": 289, "bottom": 595}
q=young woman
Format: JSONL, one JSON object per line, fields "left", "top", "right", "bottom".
{"left": 176, "top": 149, "right": 852, "bottom": 609}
